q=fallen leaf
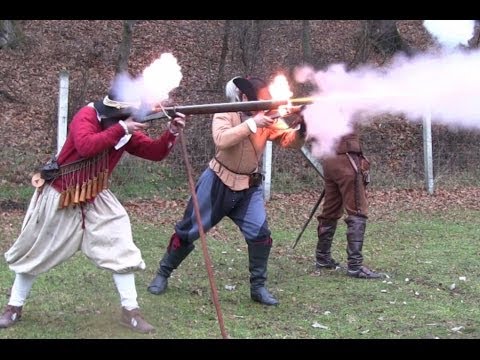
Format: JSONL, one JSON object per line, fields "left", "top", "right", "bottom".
{"left": 312, "top": 322, "right": 329, "bottom": 330}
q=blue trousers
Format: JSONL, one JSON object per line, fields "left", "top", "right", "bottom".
{"left": 175, "top": 168, "right": 271, "bottom": 245}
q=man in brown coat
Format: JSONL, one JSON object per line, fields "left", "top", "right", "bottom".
{"left": 315, "top": 126, "right": 381, "bottom": 279}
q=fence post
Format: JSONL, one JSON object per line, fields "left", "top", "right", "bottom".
{"left": 262, "top": 140, "right": 272, "bottom": 201}
{"left": 423, "top": 111, "right": 434, "bottom": 194}
{"left": 57, "top": 70, "right": 69, "bottom": 156}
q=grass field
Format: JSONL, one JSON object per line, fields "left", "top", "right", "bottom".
{"left": 0, "top": 184, "right": 478, "bottom": 340}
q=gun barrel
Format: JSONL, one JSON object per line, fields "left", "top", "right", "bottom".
{"left": 140, "top": 98, "right": 315, "bottom": 123}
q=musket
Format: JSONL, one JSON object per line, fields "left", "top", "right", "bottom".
{"left": 137, "top": 97, "right": 315, "bottom": 123}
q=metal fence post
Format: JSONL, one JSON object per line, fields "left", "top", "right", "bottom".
{"left": 262, "top": 140, "right": 272, "bottom": 201}
{"left": 423, "top": 110, "right": 434, "bottom": 194}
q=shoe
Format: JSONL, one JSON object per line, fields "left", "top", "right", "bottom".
{"left": 251, "top": 287, "right": 279, "bottom": 306}
{"left": 315, "top": 258, "right": 340, "bottom": 270}
{"left": 147, "top": 274, "right": 168, "bottom": 295}
{"left": 347, "top": 265, "right": 381, "bottom": 279}
{"left": 120, "top": 307, "right": 155, "bottom": 334}
{"left": 0, "top": 305, "right": 22, "bottom": 328}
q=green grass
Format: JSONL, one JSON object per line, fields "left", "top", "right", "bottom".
{"left": 109, "top": 159, "right": 189, "bottom": 202}
{"left": 0, "top": 203, "right": 479, "bottom": 339}
{"left": 0, "top": 183, "right": 34, "bottom": 208}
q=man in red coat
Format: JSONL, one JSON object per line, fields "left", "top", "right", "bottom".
{"left": 0, "top": 90, "right": 185, "bottom": 334}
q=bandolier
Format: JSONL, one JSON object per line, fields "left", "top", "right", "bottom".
{"left": 55, "top": 150, "right": 110, "bottom": 209}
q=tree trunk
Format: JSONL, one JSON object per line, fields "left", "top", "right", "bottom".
{"left": 115, "top": 20, "right": 137, "bottom": 75}
{"left": 366, "top": 20, "right": 413, "bottom": 57}
{"left": 233, "top": 20, "right": 264, "bottom": 75}
{"left": 0, "top": 20, "right": 22, "bottom": 49}
{"left": 302, "top": 20, "right": 312, "bottom": 65}
{"left": 350, "top": 20, "right": 414, "bottom": 67}
{"left": 216, "top": 20, "right": 232, "bottom": 89}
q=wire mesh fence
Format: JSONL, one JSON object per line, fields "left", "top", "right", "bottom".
{"left": 106, "top": 118, "right": 480, "bottom": 197}
{"left": 3, "top": 109, "right": 480, "bottom": 200}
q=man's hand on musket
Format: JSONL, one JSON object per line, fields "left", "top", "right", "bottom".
{"left": 124, "top": 117, "right": 149, "bottom": 134}
{"left": 167, "top": 112, "right": 186, "bottom": 136}
{"left": 253, "top": 111, "right": 275, "bottom": 128}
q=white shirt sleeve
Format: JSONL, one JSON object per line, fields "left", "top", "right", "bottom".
{"left": 245, "top": 117, "right": 257, "bottom": 133}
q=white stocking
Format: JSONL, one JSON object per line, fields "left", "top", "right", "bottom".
{"left": 113, "top": 273, "right": 138, "bottom": 311}
{"left": 9, "top": 273, "right": 36, "bottom": 307}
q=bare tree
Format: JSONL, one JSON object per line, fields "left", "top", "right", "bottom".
{"left": 0, "top": 20, "right": 24, "bottom": 102}
{"left": 302, "top": 20, "right": 312, "bottom": 65}
{"left": 0, "top": 20, "right": 23, "bottom": 49}
{"left": 231, "top": 20, "right": 265, "bottom": 75}
{"left": 115, "top": 20, "right": 137, "bottom": 75}
{"left": 215, "top": 20, "right": 232, "bottom": 89}
{"left": 350, "top": 20, "right": 414, "bottom": 67}
{"left": 470, "top": 21, "right": 480, "bottom": 48}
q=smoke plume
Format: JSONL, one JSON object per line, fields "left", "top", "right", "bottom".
{"left": 110, "top": 53, "right": 182, "bottom": 118}
{"left": 296, "top": 34, "right": 480, "bottom": 158}
{"left": 423, "top": 20, "right": 475, "bottom": 49}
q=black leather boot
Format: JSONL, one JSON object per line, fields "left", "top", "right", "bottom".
{"left": 345, "top": 215, "right": 381, "bottom": 279}
{"left": 248, "top": 242, "right": 279, "bottom": 306}
{"left": 148, "top": 235, "right": 194, "bottom": 295}
{"left": 315, "top": 219, "right": 340, "bottom": 269}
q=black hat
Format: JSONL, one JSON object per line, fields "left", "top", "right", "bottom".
{"left": 232, "top": 77, "right": 257, "bottom": 101}
{"left": 93, "top": 91, "right": 138, "bottom": 120}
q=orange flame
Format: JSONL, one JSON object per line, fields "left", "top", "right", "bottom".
{"left": 268, "top": 74, "right": 293, "bottom": 100}
{"left": 269, "top": 74, "right": 294, "bottom": 116}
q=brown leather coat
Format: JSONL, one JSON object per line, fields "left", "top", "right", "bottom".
{"left": 318, "top": 130, "right": 369, "bottom": 219}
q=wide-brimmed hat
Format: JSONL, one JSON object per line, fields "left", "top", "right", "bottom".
{"left": 93, "top": 93, "right": 139, "bottom": 119}
{"left": 232, "top": 77, "right": 259, "bottom": 101}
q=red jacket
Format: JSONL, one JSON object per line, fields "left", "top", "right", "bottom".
{"left": 51, "top": 105, "right": 177, "bottom": 193}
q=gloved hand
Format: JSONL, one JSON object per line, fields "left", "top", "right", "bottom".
{"left": 168, "top": 112, "right": 186, "bottom": 135}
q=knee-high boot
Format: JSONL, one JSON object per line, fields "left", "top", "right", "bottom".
{"left": 315, "top": 219, "right": 339, "bottom": 269}
{"left": 345, "top": 215, "right": 380, "bottom": 279}
{"left": 248, "top": 241, "right": 279, "bottom": 306}
{"left": 148, "top": 234, "right": 195, "bottom": 295}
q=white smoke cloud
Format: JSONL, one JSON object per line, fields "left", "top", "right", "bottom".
{"left": 296, "top": 47, "right": 480, "bottom": 158}
{"left": 141, "top": 53, "right": 183, "bottom": 104}
{"left": 423, "top": 20, "right": 475, "bottom": 49}
{"left": 110, "top": 53, "right": 182, "bottom": 118}
{"left": 110, "top": 72, "right": 143, "bottom": 104}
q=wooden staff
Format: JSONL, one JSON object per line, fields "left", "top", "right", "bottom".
{"left": 178, "top": 128, "right": 228, "bottom": 339}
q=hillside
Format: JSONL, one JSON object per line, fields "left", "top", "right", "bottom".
{"left": 2, "top": 20, "right": 478, "bottom": 191}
